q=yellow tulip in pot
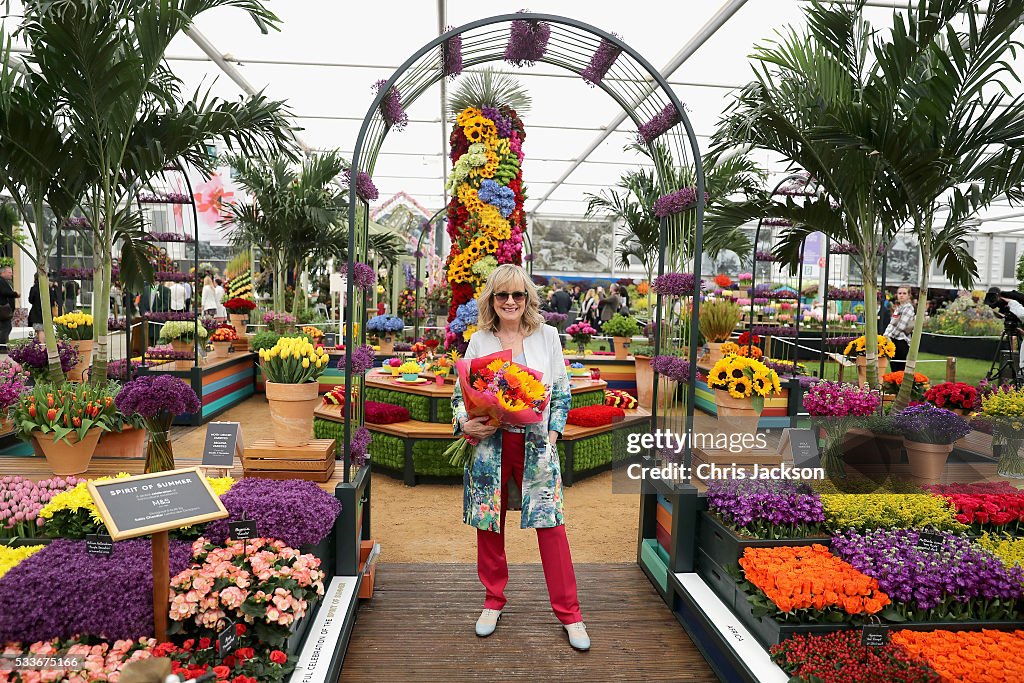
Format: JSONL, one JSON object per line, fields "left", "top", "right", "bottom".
{"left": 259, "top": 336, "right": 331, "bottom": 447}
{"left": 891, "top": 404, "right": 972, "bottom": 483}
{"left": 54, "top": 312, "right": 94, "bottom": 382}
{"left": 12, "top": 381, "right": 120, "bottom": 476}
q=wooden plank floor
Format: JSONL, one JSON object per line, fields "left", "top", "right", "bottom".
{"left": 338, "top": 563, "right": 716, "bottom": 682}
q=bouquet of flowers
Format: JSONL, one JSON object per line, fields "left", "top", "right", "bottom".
{"left": 566, "top": 321, "right": 597, "bottom": 351}
{"left": 301, "top": 325, "right": 324, "bottom": 340}
{"left": 843, "top": 335, "right": 896, "bottom": 358}
{"left": 445, "top": 350, "right": 551, "bottom": 467}
{"left": 224, "top": 297, "right": 256, "bottom": 315}
{"left": 366, "top": 314, "right": 405, "bottom": 335}
{"left": 924, "top": 381, "right": 977, "bottom": 412}
{"left": 210, "top": 326, "right": 238, "bottom": 342}
{"left": 0, "top": 359, "right": 28, "bottom": 413}
{"left": 258, "top": 337, "right": 330, "bottom": 384}
{"left": 706, "top": 355, "right": 782, "bottom": 411}
{"left": 881, "top": 370, "right": 930, "bottom": 399}
{"left": 53, "top": 312, "right": 93, "bottom": 341}
{"left": 8, "top": 338, "right": 79, "bottom": 381}
{"left": 116, "top": 375, "right": 200, "bottom": 472}
{"left": 262, "top": 311, "right": 297, "bottom": 333}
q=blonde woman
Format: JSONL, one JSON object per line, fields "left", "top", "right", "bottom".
{"left": 201, "top": 275, "right": 217, "bottom": 316}
{"left": 580, "top": 288, "right": 599, "bottom": 327}
{"left": 452, "top": 264, "right": 589, "bottom": 651}
{"left": 884, "top": 285, "right": 915, "bottom": 372}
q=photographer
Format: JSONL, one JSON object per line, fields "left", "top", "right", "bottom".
{"left": 985, "top": 287, "right": 1024, "bottom": 372}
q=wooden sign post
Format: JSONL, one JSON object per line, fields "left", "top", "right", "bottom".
{"left": 88, "top": 467, "right": 228, "bottom": 641}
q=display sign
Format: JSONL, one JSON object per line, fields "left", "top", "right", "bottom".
{"left": 201, "top": 422, "right": 243, "bottom": 468}
{"left": 323, "top": 332, "right": 337, "bottom": 348}
{"left": 861, "top": 624, "right": 890, "bottom": 647}
{"left": 916, "top": 531, "right": 945, "bottom": 553}
{"left": 217, "top": 620, "right": 238, "bottom": 658}
{"left": 777, "top": 428, "right": 820, "bottom": 468}
{"left": 88, "top": 468, "right": 228, "bottom": 541}
{"left": 85, "top": 533, "right": 114, "bottom": 557}
{"left": 228, "top": 519, "right": 258, "bottom": 541}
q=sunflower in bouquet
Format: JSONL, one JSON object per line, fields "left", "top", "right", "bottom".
{"left": 707, "top": 354, "right": 782, "bottom": 411}
{"left": 843, "top": 335, "right": 895, "bottom": 358}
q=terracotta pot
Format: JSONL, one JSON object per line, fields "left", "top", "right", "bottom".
{"left": 265, "top": 381, "right": 320, "bottom": 447}
{"left": 96, "top": 425, "right": 147, "bottom": 458}
{"left": 378, "top": 336, "right": 394, "bottom": 355}
{"left": 840, "top": 427, "right": 879, "bottom": 463}
{"left": 229, "top": 313, "right": 249, "bottom": 339}
{"left": 635, "top": 355, "right": 678, "bottom": 411}
{"left": 904, "top": 440, "right": 953, "bottom": 482}
{"left": 34, "top": 428, "right": 102, "bottom": 475}
{"left": 0, "top": 417, "right": 13, "bottom": 435}
{"left": 704, "top": 341, "right": 726, "bottom": 367}
{"left": 714, "top": 389, "right": 762, "bottom": 417}
{"left": 69, "top": 339, "right": 93, "bottom": 382}
{"left": 874, "top": 433, "right": 904, "bottom": 465}
{"left": 855, "top": 355, "right": 889, "bottom": 387}
{"left": 171, "top": 339, "right": 194, "bottom": 371}
{"left": 612, "top": 336, "right": 631, "bottom": 360}
{"left": 211, "top": 341, "right": 231, "bottom": 359}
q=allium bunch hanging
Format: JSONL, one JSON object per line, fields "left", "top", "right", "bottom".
{"left": 355, "top": 170, "right": 378, "bottom": 202}
{"left": 350, "top": 425, "right": 371, "bottom": 466}
{"left": 352, "top": 261, "right": 376, "bottom": 290}
{"left": 755, "top": 250, "right": 777, "bottom": 262}
{"left": 637, "top": 103, "right": 682, "bottom": 144}
{"left": 346, "top": 344, "right": 377, "bottom": 375}
{"left": 652, "top": 272, "right": 698, "bottom": 296}
{"left": 372, "top": 79, "right": 408, "bottom": 130}
{"left": 653, "top": 187, "right": 699, "bottom": 218}
{"left": 649, "top": 355, "right": 692, "bottom": 382}
{"left": 504, "top": 14, "right": 551, "bottom": 66}
{"left": 581, "top": 35, "right": 622, "bottom": 86}
{"left": 442, "top": 28, "right": 463, "bottom": 78}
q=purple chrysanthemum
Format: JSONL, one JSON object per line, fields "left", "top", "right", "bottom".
{"left": 653, "top": 187, "right": 699, "bottom": 218}
{"left": 581, "top": 36, "right": 622, "bottom": 87}
{"left": 355, "top": 170, "right": 379, "bottom": 202}
{"left": 650, "top": 355, "right": 692, "bottom": 382}
{"left": 204, "top": 478, "right": 341, "bottom": 548}
{"left": 637, "top": 103, "right": 682, "bottom": 144}
{"left": 652, "top": 272, "right": 698, "bottom": 296}
{"left": 350, "top": 426, "right": 371, "bottom": 467}
{"left": 504, "top": 14, "right": 551, "bottom": 66}
{"left": 373, "top": 79, "right": 408, "bottom": 130}
{"left": 442, "top": 29, "right": 463, "bottom": 79}
{"left": 352, "top": 261, "right": 376, "bottom": 290}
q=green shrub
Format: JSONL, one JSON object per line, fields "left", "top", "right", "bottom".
{"left": 602, "top": 313, "right": 640, "bottom": 337}
{"left": 250, "top": 330, "right": 281, "bottom": 351}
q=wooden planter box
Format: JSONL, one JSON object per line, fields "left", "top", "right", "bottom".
{"left": 697, "top": 511, "right": 830, "bottom": 569}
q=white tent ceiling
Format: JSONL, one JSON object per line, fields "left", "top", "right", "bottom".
{"left": 5, "top": 0, "right": 1024, "bottom": 232}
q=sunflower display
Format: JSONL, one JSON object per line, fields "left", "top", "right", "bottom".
{"left": 708, "top": 354, "right": 783, "bottom": 409}
{"left": 843, "top": 335, "right": 896, "bottom": 358}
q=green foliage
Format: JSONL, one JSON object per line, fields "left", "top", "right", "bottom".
{"left": 698, "top": 299, "right": 742, "bottom": 342}
{"left": 602, "top": 313, "right": 640, "bottom": 338}
{"left": 250, "top": 330, "right": 281, "bottom": 352}
{"left": 448, "top": 68, "right": 531, "bottom": 114}
{"left": 923, "top": 295, "right": 1001, "bottom": 337}
{"left": 571, "top": 389, "right": 604, "bottom": 410}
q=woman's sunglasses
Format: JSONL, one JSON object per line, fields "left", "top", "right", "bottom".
{"left": 493, "top": 291, "right": 526, "bottom": 302}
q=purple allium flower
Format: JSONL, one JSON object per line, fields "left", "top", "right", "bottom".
{"left": 352, "top": 261, "right": 376, "bottom": 290}
{"left": 115, "top": 375, "right": 201, "bottom": 431}
{"left": 0, "top": 539, "right": 191, "bottom": 642}
{"left": 638, "top": 103, "right": 682, "bottom": 144}
{"left": 355, "top": 170, "right": 379, "bottom": 202}
{"left": 142, "top": 311, "right": 196, "bottom": 322}
{"left": 650, "top": 355, "right": 691, "bottom": 382}
{"left": 581, "top": 36, "right": 623, "bottom": 87}
{"left": 349, "top": 344, "right": 376, "bottom": 375}
{"left": 442, "top": 28, "right": 463, "bottom": 79}
{"left": 372, "top": 79, "right": 408, "bottom": 131}
{"left": 204, "top": 478, "right": 341, "bottom": 548}
{"left": 652, "top": 272, "right": 698, "bottom": 296}
{"left": 542, "top": 311, "right": 567, "bottom": 324}
{"left": 504, "top": 14, "right": 551, "bottom": 66}
{"left": 706, "top": 479, "right": 825, "bottom": 539}
{"left": 350, "top": 425, "right": 371, "bottom": 467}
{"left": 653, "top": 187, "right": 699, "bottom": 218}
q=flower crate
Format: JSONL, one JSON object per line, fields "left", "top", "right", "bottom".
{"left": 694, "top": 547, "right": 739, "bottom": 610}
{"left": 697, "top": 510, "right": 830, "bottom": 570}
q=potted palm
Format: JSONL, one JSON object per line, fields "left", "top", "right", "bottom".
{"left": 115, "top": 375, "right": 201, "bottom": 473}
{"left": 602, "top": 313, "right": 640, "bottom": 361}
{"left": 54, "top": 312, "right": 93, "bottom": 382}
{"left": 892, "top": 404, "right": 971, "bottom": 482}
{"left": 224, "top": 298, "right": 256, "bottom": 339}
{"left": 158, "top": 321, "right": 208, "bottom": 370}
{"left": 698, "top": 299, "right": 742, "bottom": 366}
{"left": 259, "top": 336, "right": 331, "bottom": 447}
{"left": 11, "top": 382, "right": 119, "bottom": 475}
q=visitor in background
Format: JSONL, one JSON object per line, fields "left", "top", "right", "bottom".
{"left": 877, "top": 293, "right": 892, "bottom": 336}
{"left": 169, "top": 280, "right": 186, "bottom": 312}
{"left": 571, "top": 284, "right": 582, "bottom": 306}
{"left": 183, "top": 279, "right": 193, "bottom": 312}
{"left": 62, "top": 279, "right": 78, "bottom": 314}
{"left": 28, "top": 274, "right": 42, "bottom": 341}
{"left": 580, "top": 288, "right": 599, "bottom": 328}
{"left": 48, "top": 276, "right": 62, "bottom": 317}
{"left": 598, "top": 285, "right": 620, "bottom": 324}
{"left": 618, "top": 285, "right": 631, "bottom": 316}
{"left": 0, "top": 266, "right": 19, "bottom": 349}
{"left": 214, "top": 278, "right": 227, "bottom": 318}
{"left": 201, "top": 275, "right": 217, "bottom": 316}
{"left": 455, "top": 263, "right": 589, "bottom": 651}
{"left": 885, "top": 285, "right": 915, "bottom": 372}
{"left": 551, "top": 285, "right": 573, "bottom": 345}
{"left": 109, "top": 283, "right": 121, "bottom": 317}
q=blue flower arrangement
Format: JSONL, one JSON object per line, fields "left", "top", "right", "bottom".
{"left": 367, "top": 314, "right": 405, "bottom": 334}
{"left": 477, "top": 179, "right": 516, "bottom": 218}
{"left": 448, "top": 299, "right": 478, "bottom": 334}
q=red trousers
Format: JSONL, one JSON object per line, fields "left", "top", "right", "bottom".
{"left": 477, "top": 430, "right": 582, "bottom": 625}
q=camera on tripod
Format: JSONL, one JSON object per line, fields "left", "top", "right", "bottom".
{"left": 984, "top": 287, "right": 1024, "bottom": 385}
{"left": 984, "top": 287, "right": 1024, "bottom": 330}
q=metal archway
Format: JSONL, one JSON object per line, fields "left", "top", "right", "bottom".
{"left": 343, "top": 14, "right": 707, "bottom": 482}
{"left": 413, "top": 207, "right": 446, "bottom": 340}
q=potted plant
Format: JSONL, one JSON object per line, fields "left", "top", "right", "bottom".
{"left": 8, "top": 338, "right": 79, "bottom": 385}
{"left": 924, "top": 381, "right": 979, "bottom": 416}
{"left": 706, "top": 355, "right": 782, "bottom": 417}
{"left": 566, "top": 321, "right": 597, "bottom": 356}
{"left": 115, "top": 375, "right": 201, "bottom": 473}
{"left": 209, "top": 326, "right": 238, "bottom": 359}
{"left": 843, "top": 335, "right": 895, "bottom": 387}
{"left": 263, "top": 310, "right": 297, "bottom": 335}
{"left": 259, "top": 337, "right": 330, "bottom": 447}
{"left": 53, "top": 312, "right": 94, "bottom": 382}
{"left": 881, "top": 370, "right": 930, "bottom": 403}
{"left": 892, "top": 404, "right": 971, "bottom": 482}
{"left": 602, "top": 313, "right": 640, "bottom": 360}
{"left": 647, "top": 352, "right": 691, "bottom": 412}
{"left": 250, "top": 330, "right": 282, "bottom": 353}
{"left": 860, "top": 413, "right": 905, "bottom": 465}
{"left": 0, "top": 360, "right": 28, "bottom": 434}
{"left": 224, "top": 297, "right": 256, "bottom": 338}
{"left": 366, "top": 314, "right": 405, "bottom": 355}
{"left": 398, "top": 360, "right": 421, "bottom": 382}
{"left": 976, "top": 387, "right": 1024, "bottom": 479}
{"left": 802, "top": 380, "right": 881, "bottom": 477}
{"left": 698, "top": 299, "right": 742, "bottom": 366}
{"left": 158, "top": 321, "right": 208, "bottom": 370}
{"left": 11, "top": 381, "right": 119, "bottom": 475}
{"left": 95, "top": 406, "right": 148, "bottom": 459}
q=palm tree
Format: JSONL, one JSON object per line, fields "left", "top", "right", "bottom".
{"left": 11, "top": 0, "right": 296, "bottom": 383}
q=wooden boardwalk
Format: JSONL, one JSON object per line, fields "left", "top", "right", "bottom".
{"left": 338, "top": 563, "right": 716, "bottom": 682}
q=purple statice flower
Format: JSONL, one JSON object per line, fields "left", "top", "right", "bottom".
{"left": 442, "top": 28, "right": 463, "bottom": 79}
{"left": 755, "top": 250, "right": 778, "bottom": 262}
{"left": 481, "top": 106, "right": 513, "bottom": 138}
{"left": 802, "top": 380, "right": 880, "bottom": 418}
{"left": 832, "top": 529, "right": 1024, "bottom": 616}
{"left": 652, "top": 272, "right": 698, "bottom": 297}
{"left": 653, "top": 187, "right": 698, "bottom": 218}
{"left": 8, "top": 338, "right": 79, "bottom": 377}
{"left": 638, "top": 103, "right": 682, "bottom": 144}
{"left": 892, "top": 404, "right": 971, "bottom": 445}
{"left": 706, "top": 479, "right": 825, "bottom": 539}
{"left": 352, "top": 261, "right": 376, "bottom": 290}
{"left": 0, "top": 539, "right": 191, "bottom": 642}
{"left": 115, "top": 375, "right": 201, "bottom": 432}
{"left": 581, "top": 35, "right": 623, "bottom": 86}
{"left": 650, "top": 355, "right": 691, "bottom": 382}
{"left": 143, "top": 311, "right": 196, "bottom": 322}
{"left": 348, "top": 344, "right": 376, "bottom": 375}
{"left": 372, "top": 79, "right": 408, "bottom": 131}
{"left": 751, "top": 325, "right": 798, "bottom": 338}
{"left": 350, "top": 425, "right": 371, "bottom": 467}
{"left": 204, "top": 478, "right": 341, "bottom": 548}
{"left": 504, "top": 14, "right": 551, "bottom": 66}
{"left": 355, "top": 170, "right": 379, "bottom": 202}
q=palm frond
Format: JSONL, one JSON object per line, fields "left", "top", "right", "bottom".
{"left": 448, "top": 68, "right": 531, "bottom": 114}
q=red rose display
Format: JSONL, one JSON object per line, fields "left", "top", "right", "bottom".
{"left": 924, "top": 381, "right": 978, "bottom": 411}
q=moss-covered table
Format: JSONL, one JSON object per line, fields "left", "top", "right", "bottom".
{"left": 314, "top": 374, "right": 650, "bottom": 485}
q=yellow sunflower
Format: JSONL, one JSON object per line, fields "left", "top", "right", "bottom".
{"left": 728, "top": 377, "right": 752, "bottom": 398}
{"left": 751, "top": 373, "right": 771, "bottom": 397}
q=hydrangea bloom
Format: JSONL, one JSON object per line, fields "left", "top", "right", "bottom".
{"left": 477, "top": 179, "right": 516, "bottom": 218}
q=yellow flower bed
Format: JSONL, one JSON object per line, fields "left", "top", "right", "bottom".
{"left": 976, "top": 533, "right": 1024, "bottom": 571}
{"left": 821, "top": 493, "right": 966, "bottom": 532}
{"left": 0, "top": 544, "right": 44, "bottom": 580}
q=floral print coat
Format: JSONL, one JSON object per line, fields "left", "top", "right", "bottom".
{"left": 452, "top": 324, "right": 571, "bottom": 532}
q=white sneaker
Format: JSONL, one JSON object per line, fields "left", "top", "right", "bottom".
{"left": 564, "top": 621, "right": 590, "bottom": 650}
{"left": 475, "top": 608, "right": 501, "bottom": 637}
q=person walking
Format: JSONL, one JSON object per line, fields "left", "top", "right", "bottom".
{"left": 550, "top": 285, "right": 573, "bottom": 343}
{"left": 453, "top": 263, "right": 589, "bottom": 651}
{"left": 28, "top": 274, "right": 43, "bottom": 341}
{"left": 0, "top": 266, "right": 19, "bottom": 349}
{"left": 62, "top": 279, "right": 78, "bottom": 314}
{"left": 169, "top": 281, "right": 187, "bottom": 312}
{"left": 201, "top": 275, "right": 217, "bottom": 316}
{"left": 884, "top": 286, "right": 916, "bottom": 372}
{"left": 214, "top": 278, "right": 227, "bottom": 319}
{"left": 580, "top": 288, "right": 599, "bottom": 328}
